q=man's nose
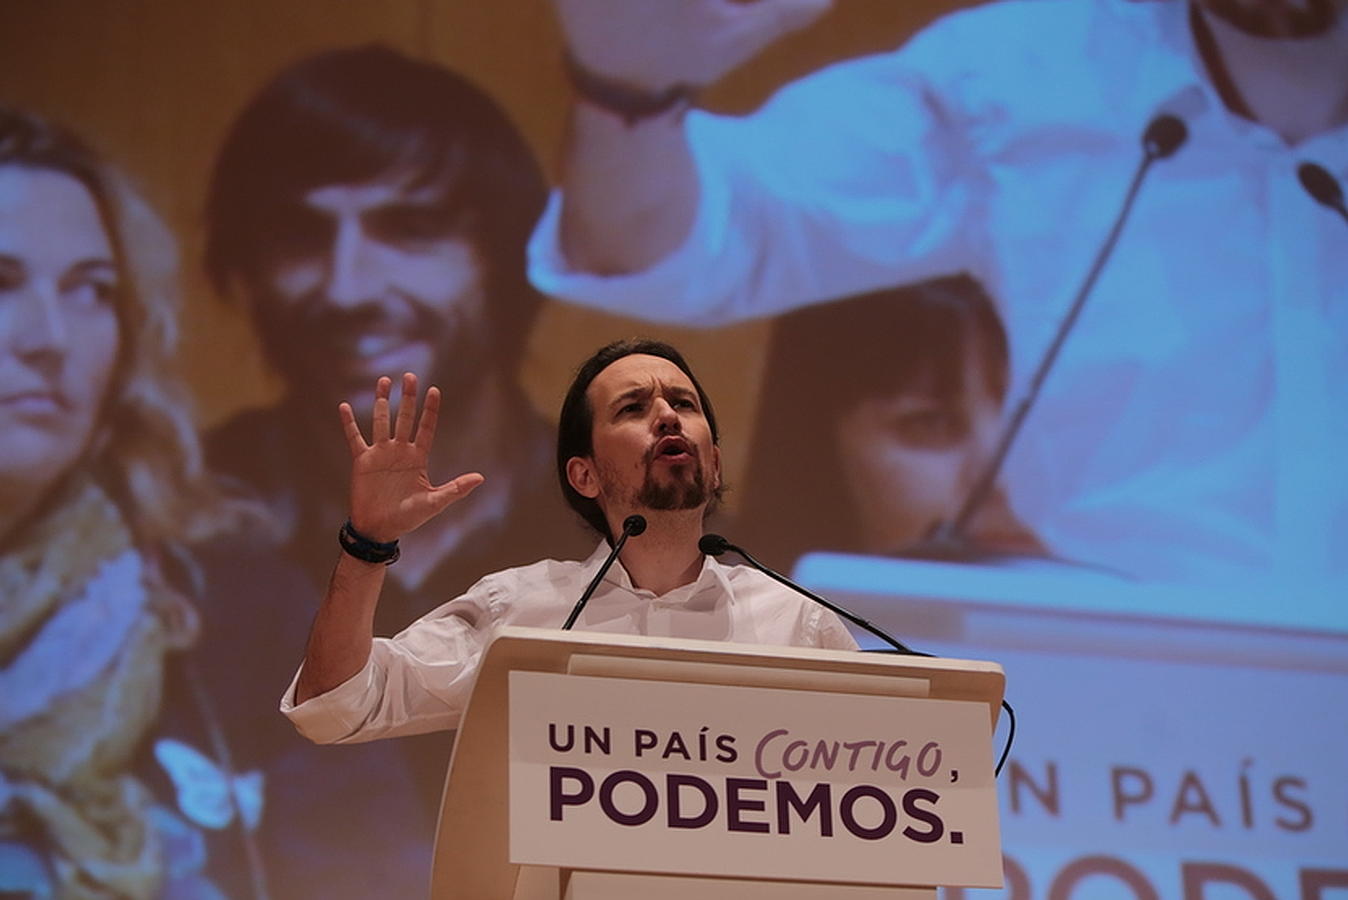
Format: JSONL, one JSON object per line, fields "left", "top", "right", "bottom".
{"left": 653, "top": 397, "right": 681, "bottom": 431}
{"left": 325, "top": 220, "right": 382, "bottom": 307}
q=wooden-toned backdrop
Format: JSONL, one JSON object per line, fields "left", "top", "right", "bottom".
{"left": 0, "top": 0, "right": 972, "bottom": 496}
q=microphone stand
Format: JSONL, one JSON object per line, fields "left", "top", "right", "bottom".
{"left": 908, "top": 115, "right": 1189, "bottom": 562}
{"left": 702, "top": 533, "right": 1018, "bottom": 777}
{"left": 700, "top": 534, "right": 923, "bottom": 656}
{"left": 561, "top": 514, "right": 646, "bottom": 630}
{"left": 1298, "top": 161, "right": 1348, "bottom": 226}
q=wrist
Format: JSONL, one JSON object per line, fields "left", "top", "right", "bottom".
{"left": 564, "top": 51, "right": 696, "bottom": 126}
{"left": 339, "top": 519, "right": 400, "bottom": 565}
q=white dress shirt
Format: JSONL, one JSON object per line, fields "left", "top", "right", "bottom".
{"left": 529, "top": 0, "right": 1348, "bottom": 602}
{"left": 281, "top": 543, "right": 859, "bottom": 744}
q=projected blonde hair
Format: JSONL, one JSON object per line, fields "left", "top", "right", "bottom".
{"left": 0, "top": 107, "right": 229, "bottom": 547}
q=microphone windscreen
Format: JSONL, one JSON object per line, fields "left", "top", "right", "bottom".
{"left": 698, "top": 533, "right": 730, "bottom": 556}
{"left": 1143, "top": 114, "right": 1187, "bottom": 159}
{"left": 1298, "top": 162, "right": 1344, "bottom": 208}
{"left": 623, "top": 514, "right": 648, "bottom": 537}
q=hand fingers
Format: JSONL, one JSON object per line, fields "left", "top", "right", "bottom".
{"left": 338, "top": 402, "right": 369, "bottom": 457}
{"left": 394, "top": 372, "right": 418, "bottom": 442}
{"left": 427, "top": 472, "right": 486, "bottom": 514}
{"left": 371, "top": 376, "right": 393, "bottom": 442}
{"left": 413, "top": 385, "right": 442, "bottom": 453}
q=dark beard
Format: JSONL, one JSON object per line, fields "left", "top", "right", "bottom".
{"left": 636, "top": 465, "right": 709, "bottom": 511}
{"left": 254, "top": 287, "right": 492, "bottom": 409}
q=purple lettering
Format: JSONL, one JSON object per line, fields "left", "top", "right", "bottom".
{"left": 1182, "top": 862, "right": 1275, "bottom": 900}
{"left": 774, "top": 780, "right": 833, "bottom": 837}
{"left": 841, "top": 785, "right": 898, "bottom": 840}
{"left": 1049, "top": 855, "right": 1158, "bottom": 900}
{"left": 598, "top": 770, "right": 658, "bottom": 826}
{"left": 549, "top": 766, "right": 593, "bottom": 821}
{"left": 666, "top": 773, "right": 718, "bottom": 829}
{"left": 899, "top": 787, "right": 943, "bottom": 844}
{"left": 726, "top": 777, "right": 770, "bottom": 833}
{"left": 1111, "top": 766, "right": 1153, "bottom": 821}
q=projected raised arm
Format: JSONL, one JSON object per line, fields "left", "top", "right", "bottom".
{"left": 551, "top": 0, "right": 831, "bottom": 274}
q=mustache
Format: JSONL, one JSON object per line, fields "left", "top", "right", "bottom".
{"left": 645, "top": 435, "right": 699, "bottom": 465}
{"left": 259, "top": 290, "right": 450, "bottom": 347}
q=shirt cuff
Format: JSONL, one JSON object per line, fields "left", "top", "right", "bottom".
{"left": 525, "top": 112, "right": 735, "bottom": 325}
{"left": 278, "top": 654, "right": 380, "bottom": 745}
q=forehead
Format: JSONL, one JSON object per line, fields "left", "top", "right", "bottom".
{"left": 587, "top": 353, "right": 696, "bottom": 406}
{"left": 302, "top": 170, "right": 442, "bottom": 216}
{"left": 0, "top": 166, "right": 112, "bottom": 262}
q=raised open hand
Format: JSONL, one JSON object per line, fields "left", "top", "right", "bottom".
{"left": 553, "top": 0, "right": 833, "bottom": 91}
{"left": 340, "top": 373, "right": 484, "bottom": 543}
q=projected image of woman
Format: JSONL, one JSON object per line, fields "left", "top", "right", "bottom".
{"left": 736, "top": 275, "right": 1044, "bottom": 571}
{"left": 0, "top": 108, "right": 233, "bottom": 898}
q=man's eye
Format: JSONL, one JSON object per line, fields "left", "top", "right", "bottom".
{"left": 270, "top": 207, "right": 335, "bottom": 256}
{"left": 368, "top": 208, "right": 455, "bottom": 244}
{"left": 621, "top": 402, "right": 644, "bottom": 414}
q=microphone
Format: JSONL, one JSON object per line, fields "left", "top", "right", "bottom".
{"left": 910, "top": 113, "right": 1189, "bottom": 561}
{"left": 699, "top": 533, "right": 925, "bottom": 656}
{"left": 702, "top": 533, "right": 1019, "bottom": 778}
{"left": 1298, "top": 161, "right": 1348, "bottom": 226}
{"left": 1142, "top": 114, "right": 1187, "bottom": 160}
{"left": 561, "top": 514, "right": 647, "bottom": 630}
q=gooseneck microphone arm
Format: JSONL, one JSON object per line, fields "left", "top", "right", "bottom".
{"left": 1299, "top": 161, "right": 1348, "bottom": 226}
{"left": 698, "top": 534, "right": 925, "bottom": 656}
{"left": 928, "top": 114, "right": 1189, "bottom": 550}
{"left": 562, "top": 514, "right": 647, "bottom": 630}
{"left": 702, "top": 533, "right": 1018, "bottom": 776}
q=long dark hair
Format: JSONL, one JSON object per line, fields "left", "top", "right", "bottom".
{"left": 735, "top": 275, "right": 1009, "bottom": 569}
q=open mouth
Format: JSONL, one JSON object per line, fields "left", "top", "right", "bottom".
{"left": 652, "top": 436, "right": 694, "bottom": 463}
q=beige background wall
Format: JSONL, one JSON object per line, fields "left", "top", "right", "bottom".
{"left": 0, "top": 0, "right": 970, "bottom": 493}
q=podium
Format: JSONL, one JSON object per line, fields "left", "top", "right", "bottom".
{"left": 430, "top": 627, "right": 1005, "bottom": 899}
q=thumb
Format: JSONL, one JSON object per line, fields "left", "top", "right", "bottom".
{"left": 426, "top": 472, "right": 486, "bottom": 515}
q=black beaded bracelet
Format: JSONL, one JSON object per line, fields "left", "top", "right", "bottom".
{"left": 564, "top": 50, "right": 696, "bottom": 127}
{"left": 338, "top": 519, "right": 400, "bottom": 565}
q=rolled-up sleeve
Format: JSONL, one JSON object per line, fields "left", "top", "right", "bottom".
{"left": 527, "top": 46, "right": 976, "bottom": 326}
{"left": 279, "top": 580, "right": 502, "bottom": 743}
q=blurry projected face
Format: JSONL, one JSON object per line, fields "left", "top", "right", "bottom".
{"left": 834, "top": 357, "right": 998, "bottom": 554}
{"left": 257, "top": 170, "right": 488, "bottom": 418}
{"left": 0, "top": 166, "right": 120, "bottom": 498}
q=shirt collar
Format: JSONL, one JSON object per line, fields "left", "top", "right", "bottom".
{"left": 579, "top": 539, "right": 736, "bottom": 610}
{"left": 1095, "top": 0, "right": 1348, "bottom": 160}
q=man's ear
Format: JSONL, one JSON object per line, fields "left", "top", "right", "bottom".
{"left": 566, "top": 456, "right": 600, "bottom": 499}
{"left": 711, "top": 445, "right": 722, "bottom": 491}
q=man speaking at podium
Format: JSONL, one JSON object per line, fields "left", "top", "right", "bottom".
{"left": 280, "top": 339, "right": 856, "bottom": 743}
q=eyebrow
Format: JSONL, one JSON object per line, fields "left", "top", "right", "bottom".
{"left": 607, "top": 383, "right": 698, "bottom": 414}
{"left": 0, "top": 255, "right": 116, "bottom": 274}
{"left": 68, "top": 258, "right": 118, "bottom": 275}
{"left": 608, "top": 384, "right": 653, "bottom": 414}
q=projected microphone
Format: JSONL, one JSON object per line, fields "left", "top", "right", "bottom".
{"left": 699, "top": 533, "right": 925, "bottom": 656}
{"left": 1298, "top": 162, "right": 1348, "bottom": 226}
{"left": 911, "top": 114, "right": 1189, "bottom": 561}
{"left": 561, "top": 514, "right": 647, "bottom": 630}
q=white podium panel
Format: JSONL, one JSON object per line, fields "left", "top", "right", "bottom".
{"left": 430, "top": 628, "right": 1005, "bottom": 900}
{"left": 507, "top": 671, "right": 1001, "bottom": 888}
